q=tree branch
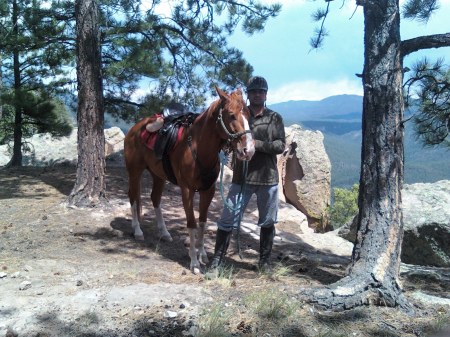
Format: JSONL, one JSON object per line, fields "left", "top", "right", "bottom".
{"left": 401, "top": 32, "right": 450, "bottom": 57}
{"left": 106, "top": 97, "right": 143, "bottom": 108}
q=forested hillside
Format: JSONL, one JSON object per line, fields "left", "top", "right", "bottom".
{"left": 270, "top": 95, "right": 450, "bottom": 188}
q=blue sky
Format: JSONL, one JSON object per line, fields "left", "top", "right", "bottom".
{"left": 228, "top": 0, "right": 450, "bottom": 104}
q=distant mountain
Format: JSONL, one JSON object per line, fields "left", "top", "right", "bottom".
{"left": 269, "top": 94, "right": 363, "bottom": 123}
{"left": 270, "top": 95, "right": 450, "bottom": 189}
{"left": 301, "top": 120, "right": 361, "bottom": 136}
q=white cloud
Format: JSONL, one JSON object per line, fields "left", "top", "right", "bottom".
{"left": 267, "top": 78, "right": 363, "bottom": 104}
{"left": 143, "top": 1, "right": 174, "bottom": 16}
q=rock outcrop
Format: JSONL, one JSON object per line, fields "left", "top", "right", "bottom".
{"left": 0, "top": 127, "right": 125, "bottom": 167}
{"left": 401, "top": 181, "right": 450, "bottom": 267}
{"left": 278, "top": 125, "right": 332, "bottom": 232}
{"left": 338, "top": 180, "right": 450, "bottom": 267}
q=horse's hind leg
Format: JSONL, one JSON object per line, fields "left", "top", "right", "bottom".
{"left": 150, "top": 172, "right": 172, "bottom": 242}
{"left": 128, "top": 167, "right": 145, "bottom": 240}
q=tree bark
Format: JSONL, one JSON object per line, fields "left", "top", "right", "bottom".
{"left": 401, "top": 32, "right": 450, "bottom": 57}
{"left": 68, "top": 0, "right": 107, "bottom": 207}
{"left": 0, "top": 54, "right": 3, "bottom": 121}
{"left": 9, "top": 0, "right": 23, "bottom": 167}
{"left": 305, "top": 0, "right": 412, "bottom": 312}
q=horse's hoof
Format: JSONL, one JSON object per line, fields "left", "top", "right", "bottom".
{"left": 192, "top": 266, "right": 202, "bottom": 275}
{"left": 134, "top": 235, "right": 145, "bottom": 241}
{"left": 160, "top": 234, "right": 173, "bottom": 242}
{"left": 190, "top": 263, "right": 203, "bottom": 275}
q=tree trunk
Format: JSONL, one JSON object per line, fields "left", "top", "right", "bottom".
{"left": 0, "top": 54, "right": 3, "bottom": 121}
{"left": 68, "top": 0, "right": 107, "bottom": 207}
{"left": 9, "top": 0, "right": 23, "bottom": 167}
{"left": 305, "top": 0, "right": 412, "bottom": 312}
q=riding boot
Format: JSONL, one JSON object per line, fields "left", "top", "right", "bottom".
{"left": 258, "top": 225, "right": 275, "bottom": 272}
{"left": 209, "top": 229, "right": 232, "bottom": 269}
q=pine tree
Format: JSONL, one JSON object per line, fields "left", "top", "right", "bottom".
{"left": 306, "top": 0, "right": 450, "bottom": 312}
{"left": 68, "top": 0, "right": 107, "bottom": 207}
{"left": 0, "top": 0, "right": 74, "bottom": 167}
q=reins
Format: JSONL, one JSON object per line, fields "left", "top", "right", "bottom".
{"left": 217, "top": 108, "right": 252, "bottom": 142}
{"left": 219, "top": 152, "right": 248, "bottom": 260}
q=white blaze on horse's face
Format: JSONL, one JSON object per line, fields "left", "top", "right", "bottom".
{"left": 236, "top": 114, "right": 255, "bottom": 161}
{"left": 216, "top": 87, "right": 255, "bottom": 161}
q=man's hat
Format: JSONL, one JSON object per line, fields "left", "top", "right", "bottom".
{"left": 246, "top": 76, "right": 268, "bottom": 92}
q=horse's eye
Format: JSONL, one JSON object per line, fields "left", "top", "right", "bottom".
{"left": 229, "top": 115, "right": 236, "bottom": 121}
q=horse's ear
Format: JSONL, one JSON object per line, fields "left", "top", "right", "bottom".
{"left": 215, "top": 86, "right": 229, "bottom": 102}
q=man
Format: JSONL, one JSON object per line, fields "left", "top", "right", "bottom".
{"left": 210, "top": 76, "right": 286, "bottom": 272}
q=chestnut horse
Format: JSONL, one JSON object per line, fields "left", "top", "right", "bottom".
{"left": 124, "top": 87, "right": 255, "bottom": 273}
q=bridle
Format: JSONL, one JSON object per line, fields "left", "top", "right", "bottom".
{"left": 216, "top": 108, "right": 252, "bottom": 142}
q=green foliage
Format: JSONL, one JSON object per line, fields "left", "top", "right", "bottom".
{"left": 0, "top": 105, "right": 14, "bottom": 145}
{"left": 309, "top": 2, "right": 331, "bottom": 49}
{"left": 321, "top": 119, "right": 450, "bottom": 189}
{"left": 404, "top": 58, "right": 450, "bottom": 147}
{"left": 98, "top": 0, "right": 280, "bottom": 120}
{"left": 0, "top": 89, "right": 73, "bottom": 143}
{"left": 402, "top": 0, "right": 439, "bottom": 22}
{"left": 329, "top": 184, "right": 359, "bottom": 229}
{"left": 0, "top": 0, "right": 75, "bottom": 165}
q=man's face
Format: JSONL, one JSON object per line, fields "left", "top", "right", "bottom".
{"left": 247, "top": 89, "right": 267, "bottom": 105}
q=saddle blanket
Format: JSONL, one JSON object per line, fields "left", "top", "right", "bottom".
{"left": 140, "top": 124, "right": 184, "bottom": 151}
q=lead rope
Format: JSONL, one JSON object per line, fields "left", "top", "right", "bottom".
{"left": 219, "top": 152, "right": 248, "bottom": 259}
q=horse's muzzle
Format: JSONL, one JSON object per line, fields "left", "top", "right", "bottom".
{"left": 236, "top": 141, "right": 255, "bottom": 161}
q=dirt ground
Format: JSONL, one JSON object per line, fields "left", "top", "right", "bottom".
{"left": 0, "top": 165, "right": 449, "bottom": 337}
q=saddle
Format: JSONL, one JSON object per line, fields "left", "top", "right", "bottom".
{"left": 140, "top": 112, "right": 199, "bottom": 185}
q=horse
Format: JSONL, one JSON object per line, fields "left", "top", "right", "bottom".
{"left": 124, "top": 87, "right": 255, "bottom": 274}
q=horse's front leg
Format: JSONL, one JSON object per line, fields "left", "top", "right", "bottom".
{"left": 180, "top": 187, "right": 202, "bottom": 274}
{"left": 197, "top": 185, "right": 215, "bottom": 265}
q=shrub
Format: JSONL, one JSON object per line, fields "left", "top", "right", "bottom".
{"left": 329, "top": 184, "right": 359, "bottom": 229}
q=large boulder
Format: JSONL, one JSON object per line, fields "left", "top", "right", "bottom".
{"left": 0, "top": 127, "right": 125, "bottom": 167}
{"left": 0, "top": 131, "right": 78, "bottom": 166}
{"left": 278, "top": 125, "right": 332, "bottom": 232}
{"left": 338, "top": 180, "right": 450, "bottom": 267}
{"left": 104, "top": 127, "right": 125, "bottom": 156}
{"left": 401, "top": 180, "right": 450, "bottom": 267}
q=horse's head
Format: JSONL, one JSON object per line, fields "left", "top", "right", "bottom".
{"left": 215, "top": 87, "right": 255, "bottom": 161}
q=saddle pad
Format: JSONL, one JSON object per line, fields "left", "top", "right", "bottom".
{"left": 140, "top": 129, "right": 158, "bottom": 150}
{"left": 140, "top": 127, "right": 184, "bottom": 151}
